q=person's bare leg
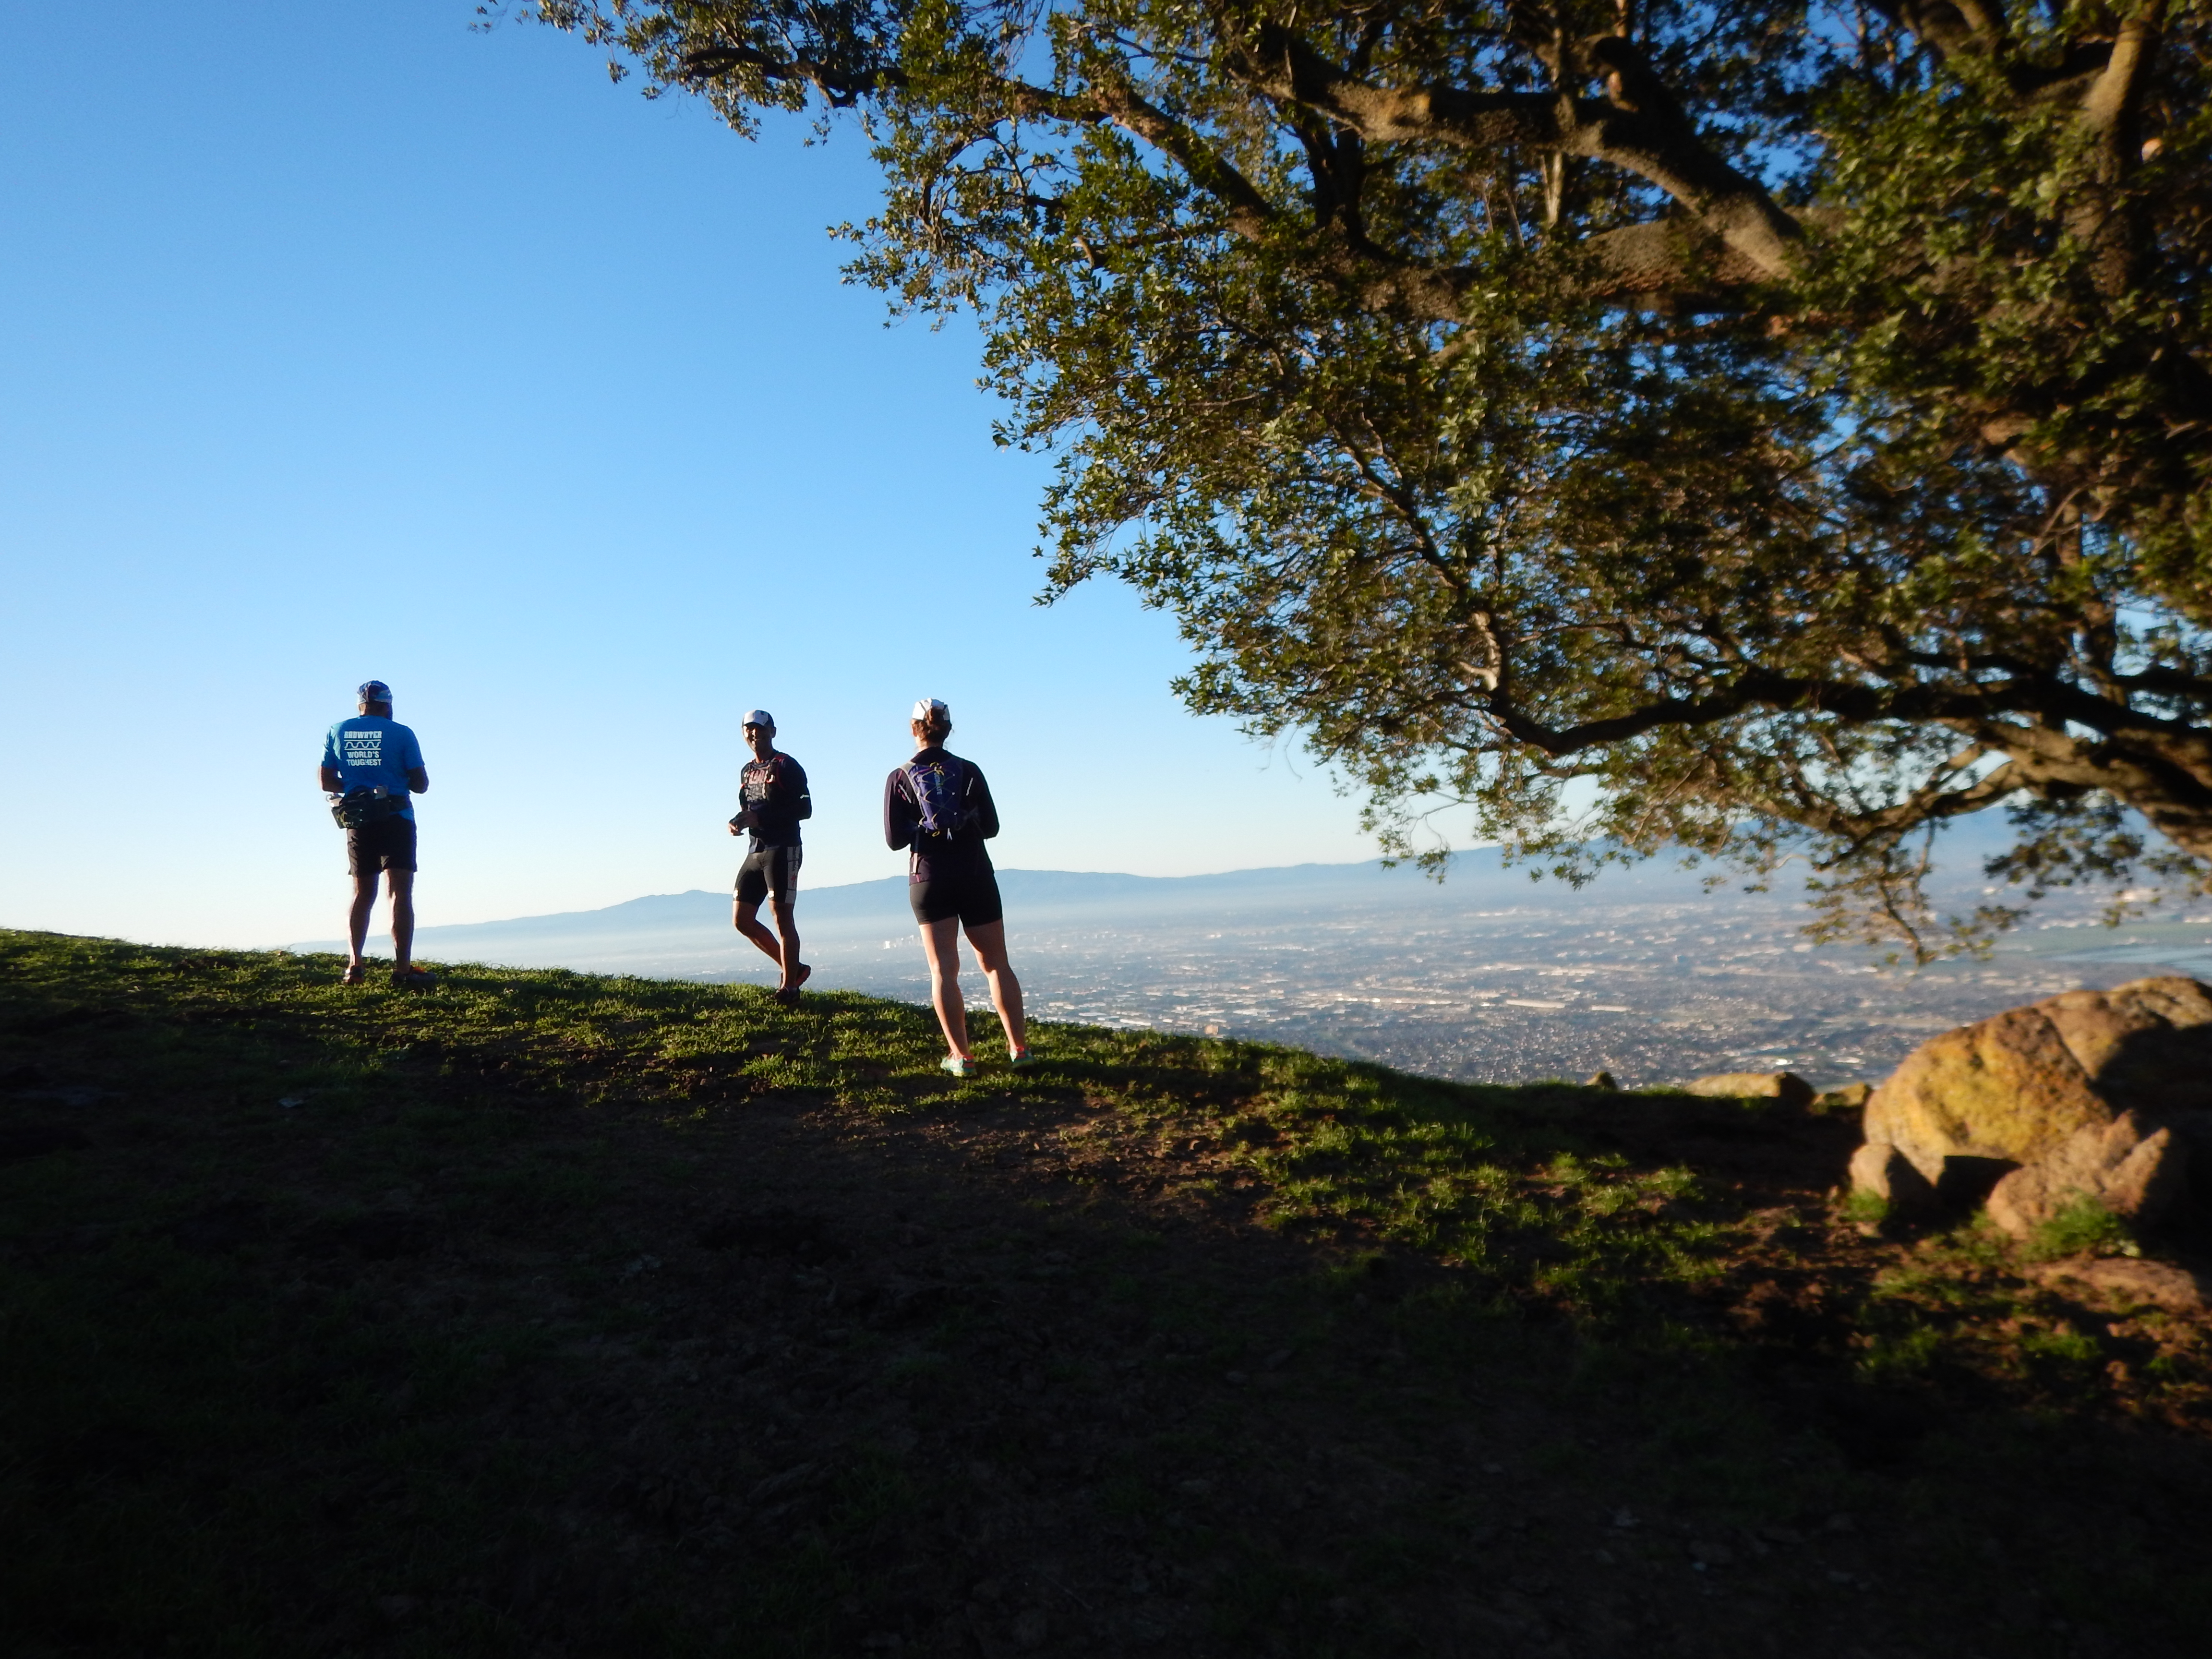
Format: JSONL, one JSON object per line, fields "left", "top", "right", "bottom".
{"left": 769, "top": 895, "right": 807, "bottom": 993}
{"left": 347, "top": 874, "right": 380, "bottom": 969}
{"left": 963, "top": 919, "right": 1026, "bottom": 1056}
{"left": 733, "top": 898, "right": 784, "bottom": 969}
{"left": 388, "top": 869, "right": 417, "bottom": 971}
{"left": 919, "top": 917, "right": 969, "bottom": 1058}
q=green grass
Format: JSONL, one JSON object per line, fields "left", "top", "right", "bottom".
{"left": 2025, "top": 1194, "right": 2142, "bottom": 1262}
{"left": 6, "top": 927, "right": 2212, "bottom": 1656}
{"left": 0, "top": 927, "right": 1762, "bottom": 1326}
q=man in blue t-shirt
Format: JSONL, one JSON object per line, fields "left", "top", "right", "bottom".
{"left": 319, "top": 680, "right": 433, "bottom": 988}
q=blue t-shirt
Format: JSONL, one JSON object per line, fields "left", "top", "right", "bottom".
{"left": 322, "top": 716, "right": 425, "bottom": 820}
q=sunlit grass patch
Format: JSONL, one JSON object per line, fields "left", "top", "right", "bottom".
{"left": 1218, "top": 1070, "right": 1734, "bottom": 1319}
{"left": 2024, "top": 1195, "right": 2140, "bottom": 1262}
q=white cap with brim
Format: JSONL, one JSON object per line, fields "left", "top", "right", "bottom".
{"left": 743, "top": 709, "right": 774, "bottom": 729}
{"left": 912, "top": 698, "right": 949, "bottom": 722}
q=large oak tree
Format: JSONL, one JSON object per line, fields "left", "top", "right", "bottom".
{"left": 513, "top": 0, "right": 2212, "bottom": 950}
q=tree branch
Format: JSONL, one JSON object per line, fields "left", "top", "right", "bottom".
{"left": 1579, "top": 216, "right": 1772, "bottom": 304}
{"left": 2079, "top": 4, "right": 2163, "bottom": 180}
{"left": 1232, "top": 25, "right": 1803, "bottom": 279}
{"left": 1483, "top": 670, "right": 1982, "bottom": 755}
{"left": 679, "top": 41, "right": 886, "bottom": 107}
{"left": 1483, "top": 656, "right": 2212, "bottom": 768}
{"left": 1868, "top": 1, "right": 2006, "bottom": 61}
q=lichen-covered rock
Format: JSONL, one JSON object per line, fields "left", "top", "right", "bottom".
{"left": 1847, "top": 1141, "right": 1939, "bottom": 1220}
{"left": 1683, "top": 1071, "right": 1815, "bottom": 1110}
{"left": 1862, "top": 977, "right": 2212, "bottom": 1189}
{"left": 1864, "top": 1008, "right": 2106, "bottom": 1184}
{"left": 1984, "top": 1112, "right": 2190, "bottom": 1237}
{"left": 2042, "top": 978, "right": 2212, "bottom": 1106}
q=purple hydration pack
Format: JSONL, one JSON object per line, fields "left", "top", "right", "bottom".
{"left": 903, "top": 755, "right": 974, "bottom": 842}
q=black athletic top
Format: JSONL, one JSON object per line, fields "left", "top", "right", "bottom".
{"left": 738, "top": 752, "right": 812, "bottom": 847}
{"left": 883, "top": 747, "right": 999, "bottom": 883}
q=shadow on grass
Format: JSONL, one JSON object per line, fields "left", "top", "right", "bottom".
{"left": 4, "top": 928, "right": 2211, "bottom": 1657}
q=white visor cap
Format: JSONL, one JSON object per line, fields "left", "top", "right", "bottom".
{"left": 742, "top": 709, "right": 774, "bottom": 729}
{"left": 912, "top": 698, "right": 950, "bottom": 722}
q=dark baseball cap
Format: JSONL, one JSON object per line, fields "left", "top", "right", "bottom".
{"left": 358, "top": 680, "right": 393, "bottom": 702}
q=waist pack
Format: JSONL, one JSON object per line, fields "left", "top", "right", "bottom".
{"left": 904, "top": 756, "right": 975, "bottom": 843}
{"left": 331, "top": 786, "right": 406, "bottom": 830}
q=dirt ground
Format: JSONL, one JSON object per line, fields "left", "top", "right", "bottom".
{"left": 464, "top": 1087, "right": 2208, "bottom": 1659}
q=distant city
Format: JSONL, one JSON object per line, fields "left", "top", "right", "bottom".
{"left": 303, "top": 846, "right": 2212, "bottom": 1092}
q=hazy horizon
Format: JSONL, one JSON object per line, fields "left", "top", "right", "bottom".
{"left": 282, "top": 842, "right": 2212, "bottom": 1093}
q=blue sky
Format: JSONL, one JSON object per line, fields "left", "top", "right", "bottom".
{"left": 0, "top": 0, "right": 1380, "bottom": 949}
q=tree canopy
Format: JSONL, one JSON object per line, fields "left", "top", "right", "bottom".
{"left": 512, "top": 0, "right": 2212, "bottom": 951}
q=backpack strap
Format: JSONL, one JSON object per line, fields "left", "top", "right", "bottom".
{"left": 899, "top": 758, "right": 926, "bottom": 837}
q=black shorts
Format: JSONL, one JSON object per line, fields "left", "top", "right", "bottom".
{"left": 910, "top": 866, "right": 1004, "bottom": 928}
{"left": 736, "top": 843, "right": 803, "bottom": 905}
{"left": 347, "top": 815, "right": 417, "bottom": 876}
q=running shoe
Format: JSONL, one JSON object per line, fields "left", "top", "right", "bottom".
{"left": 939, "top": 1055, "right": 976, "bottom": 1078}
{"left": 1008, "top": 1046, "right": 1036, "bottom": 1069}
{"left": 339, "top": 963, "right": 367, "bottom": 986}
{"left": 389, "top": 966, "right": 439, "bottom": 991}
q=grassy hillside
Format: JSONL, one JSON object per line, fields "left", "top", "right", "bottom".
{"left": 3, "top": 928, "right": 2210, "bottom": 1657}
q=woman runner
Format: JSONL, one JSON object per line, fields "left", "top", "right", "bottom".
{"left": 883, "top": 698, "right": 1031, "bottom": 1077}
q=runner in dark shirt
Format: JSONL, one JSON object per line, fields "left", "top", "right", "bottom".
{"left": 729, "top": 709, "right": 812, "bottom": 1000}
{"left": 883, "top": 698, "right": 1030, "bottom": 1075}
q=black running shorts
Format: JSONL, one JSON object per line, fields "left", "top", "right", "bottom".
{"left": 736, "top": 843, "right": 803, "bottom": 905}
{"left": 347, "top": 815, "right": 417, "bottom": 876}
{"left": 909, "top": 866, "right": 1004, "bottom": 928}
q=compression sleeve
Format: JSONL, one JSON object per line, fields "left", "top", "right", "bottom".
{"left": 786, "top": 759, "right": 813, "bottom": 821}
{"left": 969, "top": 764, "right": 1001, "bottom": 841}
{"left": 883, "top": 768, "right": 915, "bottom": 851}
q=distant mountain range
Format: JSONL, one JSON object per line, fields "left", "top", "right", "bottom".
{"left": 296, "top": 854, "right": 1581, "bottom": 976}
{"left": 292, "top": 818, "right": 2046, "bottom": 979}
{"left": 291, "top": 824, "right": 2212, "bottom": 1089}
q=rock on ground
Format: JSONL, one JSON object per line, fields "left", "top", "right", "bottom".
{"left": 1985, "top": 1112, "right": 2191, "bottom": 1237}
{"left": 1859, "top": 977, "right": 2212, "bottom": 1194}
{"left": 1684, "top": 1070, "right": 1815, "bottom": 1109}
{"left": 1846, "top": 1141, "right": 1940, "bottom": 1221}
{"left": 1814, "top": 1082, "right": 1873, "bottom": 1114}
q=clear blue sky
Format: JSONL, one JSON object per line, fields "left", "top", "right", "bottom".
{"left": 0, "top": 0, "right": 1381, "bottom": 949}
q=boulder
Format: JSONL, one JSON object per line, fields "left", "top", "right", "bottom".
{"left": 2042, "top": 978, "right": 2212, "bottom": 1105}
{"left": 1984, "top": 1112, "right": 2190, "bottom": 1237}
{"left": 1862, "top": 977, "right": 2212, "bottom": 1191}
{"left": 2161, "top": 1109, "right": 2212, "bottom": 1208}
{"left": 1814, "top": 1082, "right": 1873, "bottom": 1114}
{"left": 1847, "top": 1141, "right": 1940, "bottom": 1220}
{"left": 1683, "top": 1071, "right": 1815, "bottom": 1110}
